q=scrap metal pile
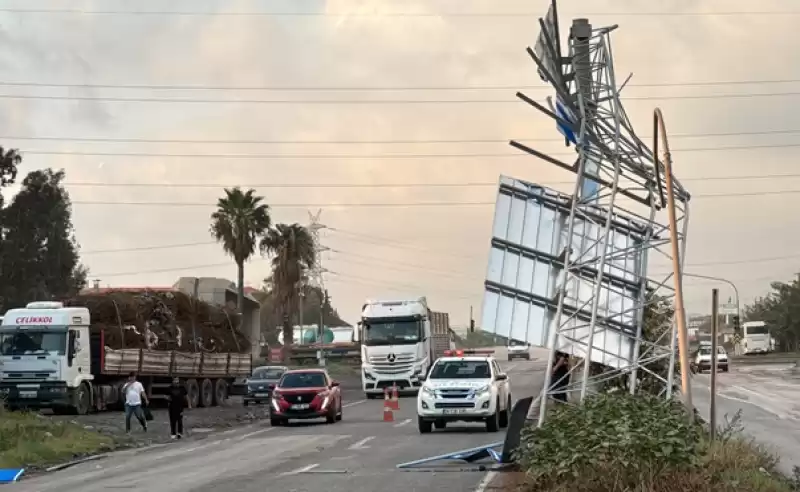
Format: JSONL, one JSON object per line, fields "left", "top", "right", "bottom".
{"left": 64, "top": 291, "right": 251, "bottom": 353}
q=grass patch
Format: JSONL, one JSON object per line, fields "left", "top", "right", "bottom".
{"left": 513, "top": 395, "right": 795, "bottom": 492}
{"left": 0, "top": 407, "right": 113, "bottom": 469}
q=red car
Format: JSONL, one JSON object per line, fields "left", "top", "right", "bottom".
{"left": 269, "top": 369, "right": 343, "bottom": 426}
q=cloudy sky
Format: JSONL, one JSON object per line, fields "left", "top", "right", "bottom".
{"left": 0, "top": 0, "right": 797, "bottom": 327}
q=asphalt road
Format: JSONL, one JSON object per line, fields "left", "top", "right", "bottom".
{"left": 15, "top": 347, "right": 547, "bottom": 492}
{"left": 692, "top": 364, "right": 800, "bottom": 474}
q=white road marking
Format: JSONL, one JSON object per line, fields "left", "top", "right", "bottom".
{"left": 239, "top": 427, "right": 275, "bottom": 439}
{"left": 348, "top": 436, "right": 375, "bottom": 450}
{"left": 343, "top": 399, "right": 366, "bottom": 408}
{"left": 394, "top": 418, "right": 411, "bottom": 428}
{"left": 279, "top": 463, "right": 319, "bottom": 476}
{"left": 474, "top": 470, "right": 498, "bottom": 492}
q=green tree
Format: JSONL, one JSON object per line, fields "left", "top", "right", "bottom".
{"left": 209, "top": 187, "right": 271, "bottom": 315}
{"left": 0, "top": 169, "right": 86, "bottom": 309}
{"left": 744, "top": 280, "right": 800, "bottom": 352}
{"left": 260, "top": 223, "right": 316, "bottom": 353}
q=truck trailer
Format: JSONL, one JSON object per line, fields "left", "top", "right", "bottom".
{"left": 359, "top": 297, "right": 454, "bottom": 398}
{"left": 0, "top": 301, "right": 251, "bottom": 414}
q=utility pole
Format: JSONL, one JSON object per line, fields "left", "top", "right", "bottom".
{"left": 710, "top": 288, "right": 719, "bottom": 440}
{"left": 308, "top": 210, "right": 329, "bottom": 367}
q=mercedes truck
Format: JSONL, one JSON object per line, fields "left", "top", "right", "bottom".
{"left": 359, "top": 297, "right": 453, "bottom": 398}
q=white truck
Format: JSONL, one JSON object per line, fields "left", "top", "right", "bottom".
{"left": 0, "top": 301, "right": 250, "bottom": 414}
{"left": 741, "top": 321, "right": 771, "bottom": 355}
{"left": 359, "top": 297, "right": 454, "bottom": 398}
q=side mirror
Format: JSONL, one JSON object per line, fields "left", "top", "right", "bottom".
{"left": 67, "top": 331, "right": 77, "bottom": 366}
{"left": 496, "top": 373, "right": 508, "bottom": 381}
{"left": 330, "top": 380, "right": 340, "bottom": 387}
{"left": 418, "top": 375, "right": 426, "bottom": 382}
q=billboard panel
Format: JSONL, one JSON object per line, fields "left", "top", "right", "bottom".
{"left": 480, "top": 176, "right": 648, "bottom": 367}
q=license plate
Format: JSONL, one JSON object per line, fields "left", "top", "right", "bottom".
{"left": 291, "top": 403, "right": 310, "bottom": 410}
{"left": 19, "top": 391, "right": 36, "bottom": 398}
{"left": 254, "top": 393, "right": 270, "bottom": 398}
{"left": 443, "top": 408, "right": 467, "bottom": 415}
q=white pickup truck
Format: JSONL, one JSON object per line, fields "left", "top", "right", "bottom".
{"left": 416, "top": 349, "right": 512, "bottom": 433}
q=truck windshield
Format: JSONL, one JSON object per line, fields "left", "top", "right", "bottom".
{"left": 745, "top": 325, "right": 769, "bottom": 336}
{"left": 429, "top": 360, "right": 491, "bottom": 379}
{"left": 363, "top": 320, "right": 420, "bottom": 346}
{"left": 0, "top": 330, "right": 67, "bottom": 356}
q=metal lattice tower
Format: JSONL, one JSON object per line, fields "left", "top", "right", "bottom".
{"left": 308, "top": 209, "right": 328, "bottom": 297}
{"left": 480, "top": 1, "right": 690, "bottom": 426}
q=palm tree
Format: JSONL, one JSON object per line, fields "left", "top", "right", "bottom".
{"left": 260, "top": 223, "right": 316, "bottom": 353}
{"left": 209, "top": 187, "right": 271, "bottom": 314}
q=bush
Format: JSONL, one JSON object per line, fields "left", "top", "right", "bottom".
{"left": 0, "top": 407, "right": 112, "bottom": 469}
{"left": 513, "top": 396, "right": 794, "bottom": 492}
{"left": 515, "top": 393, "right": 704, "bottom": 489}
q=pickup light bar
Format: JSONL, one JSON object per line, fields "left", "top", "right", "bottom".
{"left": 443, "top": 349, "right": 495, "bottom": 357}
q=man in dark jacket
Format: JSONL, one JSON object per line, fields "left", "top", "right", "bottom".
{"left": 168, "top": 378, "right": 190, "bottom": 439}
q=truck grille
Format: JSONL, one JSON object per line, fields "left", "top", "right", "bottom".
{"left": 438, "top": 388, "right": 472, "bottom": 399}
{"left": 368, "top": 353, "right": 415, "bottom": 374}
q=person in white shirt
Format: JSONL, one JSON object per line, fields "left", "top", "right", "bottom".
{"left": 122, "top": 372, "right": 149, "bottom": 433}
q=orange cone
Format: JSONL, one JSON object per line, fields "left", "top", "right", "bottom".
{"left": 389, "top": 385, "right": 400, "bottom": 410}
{"left": 383, "top": 402, "right": 394, "bottom": 422}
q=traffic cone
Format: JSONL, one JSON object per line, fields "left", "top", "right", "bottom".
{"left": 389, "top": 385, "right": 400, "bottom": 410}
{"left": 383, "top": 402, "right": 394, "bottom": 422}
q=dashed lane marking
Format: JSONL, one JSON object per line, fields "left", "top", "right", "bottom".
{"left": 343, "top": 399, "right": 366, "bottom": 408}
{"left": 394, "top": 418, "right": 412, "bottom": 428}
{"left": 279, "top": 463, "right": 319, "bottom": 476}
{"left": 348, "top": 436, "right": 375, "bottom": 450}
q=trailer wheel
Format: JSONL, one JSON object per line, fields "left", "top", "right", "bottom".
{"left": 199, "top": 379, "right": 214, "bottom": 408}
{"left": 213, "top": 379, "right": 228, "bottom": 406}
{"left": 186, "top": 379, "right": 200, "bottom": 409}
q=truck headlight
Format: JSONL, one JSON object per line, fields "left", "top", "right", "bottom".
{"left": 474, "top": 385, "right": 490, "bottom": 397}
{"left": 421, "top": 385, "right": 435, "bottom": 397}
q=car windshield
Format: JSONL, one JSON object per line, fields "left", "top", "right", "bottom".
{"left": 252, "top": 367, "right": 285, "bottom": 379}
{"left": 429, "top": 360, "right": 491, "bottom": 379}
{"left": 0, "top": 331, "right": 67, "bottom": 356}
{"left": 280, "top": 372, "right": 327, "bottom": 388}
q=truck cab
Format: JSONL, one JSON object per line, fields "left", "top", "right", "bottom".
{"left": 0, "top": 301, "right": 93, "bottom": 414}
{"left": 360, "top": 298, "right": 432, "bottom": 398}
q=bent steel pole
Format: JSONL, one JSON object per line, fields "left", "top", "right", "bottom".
{"left": 654, "top": 108, "right": 693, "bottom": 420}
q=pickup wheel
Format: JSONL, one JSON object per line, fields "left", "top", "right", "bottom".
{"left": 499, "top": 395, "right": 511, "bottom": 428}
{"left": 199, "top": 379, "right": 214, "bottom": 408}
{"left": 418, "top": 416, "right": 433, "bottom": 434}
{"left": 485, "top": 400, "right": 500, "bottom": 432}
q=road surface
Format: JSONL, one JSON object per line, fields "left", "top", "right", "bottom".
{"left": 15, "top": 347, "right": 546, "bottom": 492}
{"left": 692, "top": 364, "right": 800, "bottom": 474}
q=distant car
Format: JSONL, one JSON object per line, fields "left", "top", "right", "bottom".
{"left": 243, "top": 365, "right": 288, "bottom": 406}
{"left": 691, "top": 346, "right": 729, "bottom": 373}
{"left": 507, "top": 342, "right": 531, "bottom": 361}
{"left": 269, "top": 369, "right": 343, "bottom": 426}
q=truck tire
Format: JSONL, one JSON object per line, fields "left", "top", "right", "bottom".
{"left": 186, "top": 379, "right": 200, "bottom": 409}
{"left": 199, "top": 379, "right": 214, "bottom": 408}
{"left": 213, "top": 379, "right": 228, "bottom": 406}
{"left": 70, "top": 382, "right": 92, "bottom": 415}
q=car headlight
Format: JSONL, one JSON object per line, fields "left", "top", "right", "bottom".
{"left": 421, "top": 385, "right": 435, "bottom": 397}
{"left": 474, "top": 385, "right": 490, "bottom": 397}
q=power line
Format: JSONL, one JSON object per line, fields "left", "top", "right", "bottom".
{"left": 65, "top": 189, "right": 800, "bottom": 209}
{"left": 22, "top": 142, "right": 800, "bottom": 160}
{"left": 2, "top": 79, "right": 800, "bottom": 92}
{"left": 63, "top": 172, "right": 800, "bottom": 190}
{"left": 10, "top": 127, "right": 800, "bottom": 145}
{"left": 2, "top": 91, "right": 800, "bottom": 105}
{"left": 0, "top": 8, "right": 797, "bottom": 17}
{"left": 82, "top": 240, "right": 215, "bottom": 254}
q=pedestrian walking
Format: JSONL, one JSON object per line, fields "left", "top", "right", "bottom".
{"left": 122, "top": 372, "right": 148, "bottom": 433}
{"left": 168, "top": 377, "right": 190, "bottom": 439}
{"left": 550, "top": 352, "right": 570, "bottom": 403}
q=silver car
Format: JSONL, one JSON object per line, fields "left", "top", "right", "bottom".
{"left": 243, "top": 366, "right": 288, "bottom": 406}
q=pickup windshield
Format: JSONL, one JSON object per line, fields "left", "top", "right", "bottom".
{"left": 429, "top": 360, "right": 491, "bottom": 379}
{"left": 363, "top": 320, "right": 420, "bottom": 346}
{"left": 0, "top": 331, "right": 67, "bottom": 356}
